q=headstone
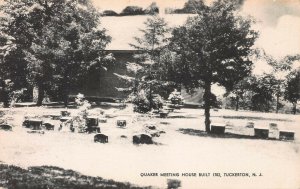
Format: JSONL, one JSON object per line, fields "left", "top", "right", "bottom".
{"left": 160, "top": 111, "right": 168, "bottom": 118}
{"left": 27, "top": 130, "right": 45, "bottom": 134}
{"left": 246, "top": 122, "right": 254, "bottom": 128}
{"left": 268, "top": 123, "right": 279, "bottom": 139}
{"left": 23, "top": 119, "right": 43, "bottom": 130}
{"left": 117, "top": 120, "right": 126, "bottom": 127}
{"left": 279, "top": 130, "right": 295, "bottom": 140}
{"left": 94, "top": 134, "right": 108, "bottom": 143}
{"left": 43, "top": 123, "right": 55, "bottom": 130}
{"left": 254, "top": 127, "right": 269, "bottom": 139}
{"left": 0, "top": 124, "right": 12, "bottom": 131}
{"left": 61, "top": 111, "right": 71, "bottom": 117}
{"left": 210, "top": 123, "right": 226, "bottom": 134}
{"left": 86, "top": 116, "right": 99, "bottom": 126}
{"left": 60, "top": 117, "right": 72, "bottom": 122}
{"left": 133, "top": 134, "right": 153, "bottom": 144}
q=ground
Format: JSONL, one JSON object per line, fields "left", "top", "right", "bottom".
{"left": 0, "top": 105, "right": 299, "bottom": 189}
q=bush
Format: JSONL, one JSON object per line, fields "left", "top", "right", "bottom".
{"left": 132, "top": 90, "right": 151, "bottom": 113}
{"left": 102, "top": 10, "right": 118, "bottom": 16}
{"left": 120, "top": 6, "right": 145, "bottom": 16}
{"left": 132, "top": 90, "right": 164, "bottom": 113}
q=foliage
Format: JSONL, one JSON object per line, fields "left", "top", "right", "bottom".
{"left": 120, "top": 6, "right": 144, "bottom": 16}
{"left": 0, "top": 164, "right": 150, "bottom": 189}
{"left": 168, "top": 89, "right": 184, "bottom": 105}
{"left": 115, "top": 15, "right": 171, "bottom": 113}
{"left": 165, "top": 0, "right": 258, "bottom": 132}
{"left": 144, "top": 2, "right": 159, "bottom": 15}
{"left": 284, "top": 70, "right": 300, "bottom": 114}
{"left": 101, "top": 10, "right": 118, "bottom": 16}
{"left": 172, "top": 0, "right": 204, "bottom": 14}
{"left": 0, "top": 0, "right": 112, "bottom": 106}
{"left": 261, "top": 51, "right": 300, "bottom": 113}
{"left": 131, "top": 90, "right": 163, "bottom": 113}
{"left": 249, "top": 74, "right": 277, "bottom": 112}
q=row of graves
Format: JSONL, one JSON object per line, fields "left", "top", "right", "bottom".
{"left": 17, "top": 110, "right": 167, "bottom": 145}
{"left": 210, "top": 121, "right": 295, "bottom": 141}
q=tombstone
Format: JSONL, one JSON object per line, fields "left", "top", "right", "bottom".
{"left": 86, "top": 116, "right": 99, "bottom": 126}
{"left": 94, "top": 134, "right": 108, "bottom": 143}
{"left": 0, "top": 124, "right": 12, "bottom": 131}
{"left": 43, "top": 123, "right": 55, "bottom": 130}
{"left": 60, "top": 117, "right": 72, "bottom": 122}
{"left": 159, "top": 111, "right": 168, "bottom": 118}
{"left": 145, "top": 122, "right": 156, "bottom": 130}
{"left": 254, "top": 127, "right": 269, "bottom": 139}
{"left": 279, "top": 130, "right": 295, "bottom": 140}
{"left": 49, "top": 114, "right": 61, "bottom": 120}
{"left": 244, "top": 122, "right": 255, "bottom": 136}
{"left": 117, "top": 120, "right": 126, "bottom": 127}
{"left": 133, "top": 134, "right": 153, "bottom": 144}
{"left": 268, "top": 123, "right": 279, "bottom": 139}
{"left": 86, "top": 116, "right": 100, "bottom": 133}
{"left": 86, "top": 126, "right": 101, "bottom": 133}
{"left": 27, "top": 130, "right": 45, "bottom": 134}
{"left": 246, "top": 122, "right": 254, "bottom": 128}
{"left": 61, "top": 110, "right": 71, "bottom": 117}
{"left": 210, "top": 123, "right": 226, "bottom": 134}
{"left": 23, "top": 119, "right": 43, "bottom": 130}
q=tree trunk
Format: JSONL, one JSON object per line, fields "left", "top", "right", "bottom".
{"left": 203, "top": 81, "right": 211, "bottom": 133}
{"left": 36, "top": 84, "right": 44, "bottom": 106}
{"left": 63, "top": 88, "right": 69, "bottom": 108}
{"left": 293, "top": 102, "right": 297, "bottom": 115}
{"left": 235, "top": 95, "right": 239, "bottom": 111}
{"left": 276, "top": 92, "right": 279, "bottom": 114}
{"left": 2, "top": 91, "right": 10, "bottom": 108}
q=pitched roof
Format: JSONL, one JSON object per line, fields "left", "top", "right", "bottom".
{"left": 100, "top": 14, "right": 193, "bottom": 50}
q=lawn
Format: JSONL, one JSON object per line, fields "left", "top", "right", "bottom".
{"left": 0, "top": 106, "right": 299, "bottom": 189}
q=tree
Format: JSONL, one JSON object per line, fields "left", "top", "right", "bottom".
{"left": 227, "top": 76, "right": 255, "bottom": 111}
{"left": 102, "top": 10, "right": 118, "bottom": 16}
{"left": 285, "top": 69, "right": 300, "bottom": 114}
{"left": 250, "top": 74, "right": 277, "bottom": 112}
{"left": 120, "top": 6, "right": 144, "bottom": 16}
{"left": 115, "top": 15, "right": 171, "bottom": 112}
{"left": 0, "top": 0, "right": 112, "bottom": 106}
{"left": 144, "top": 2, "right": 159, "bottom": 15}
{"left": 166, "top": 0, "right": 258, "bottom": 132}
{"left": 263, "top": 52, "right": 300, "bottom": 113}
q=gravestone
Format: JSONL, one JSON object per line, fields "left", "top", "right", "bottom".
{"left": 133, "top": 134, "right": 153, "bottom": 144}
{"left": 117, "top": 120, "right": 126, "bottom": 127}
{"left": 0, "top": 124, "right": 12, "bottom": 131}
{"left": 254, "top": 127, "right": 269, "bottom": 139}
{"left": 279, "top": 130, "right": 295, "bottom": 140}
{"left": 210, "top": 123, "right": 226, "bottom": 134}
{"left": 94, "top": 134, "right": 108, "bottom": 143}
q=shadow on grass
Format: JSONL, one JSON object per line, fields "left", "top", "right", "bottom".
{"left": 178, "top": 128, "right": 257, "bottom": 140}
{"left": 221, "top": 116, "right": 292, "bottom": 122}
{"left": 0, "top": 164, "right": 153, "bottom": 189}
{"left": 178, "top": 128, "right": 296, "bottom": 142}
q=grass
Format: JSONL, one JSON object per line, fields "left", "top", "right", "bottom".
{"left": 0, "top": 164, "right": 152, "bottom": 189}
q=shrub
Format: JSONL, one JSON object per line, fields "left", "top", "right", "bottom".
{"left": 132, "top": 90, "right": 164, "bottom": 113}
{"left": 120, "top": 6, "right": 145, "bottom": 16}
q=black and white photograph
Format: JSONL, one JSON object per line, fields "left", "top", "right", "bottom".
{"left": 0, "top": 0, "right": 299, "bottom": 188}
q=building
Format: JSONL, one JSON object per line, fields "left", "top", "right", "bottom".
{"left": 73, "top": 14, "right": 203, "bottom": 103}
